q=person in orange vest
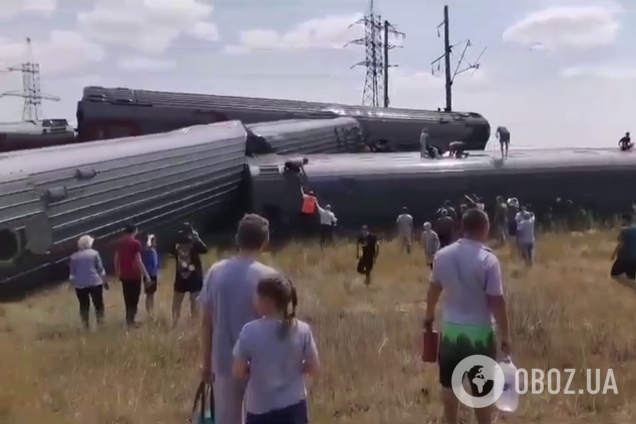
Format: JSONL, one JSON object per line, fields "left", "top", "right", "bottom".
{"left": 299, "top": 187, "right": 318, "bottom": 237}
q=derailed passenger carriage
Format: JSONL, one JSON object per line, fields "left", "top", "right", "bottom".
{"left": 247, "top": 149, "right": 636, "bottom": 229}
{"left": 77, "top": 86, "right": 491, "bottom": 152}
{"left": 246, "top": 118, "right": 365, "bottom": 155}
{"left": 0, "top": 121, "right": 247, "bottom": 289}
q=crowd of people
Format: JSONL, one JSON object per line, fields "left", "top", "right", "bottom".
{"left": 64, "top": 191, "right": 636, "bottom": 424}
{"left": 68, "top": 222, "right": 208, "bottom": 330}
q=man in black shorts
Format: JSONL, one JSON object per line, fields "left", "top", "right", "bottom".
{"left": 611, "top": 213, "right": 636, "bottom": 286}
{"left": 356, "top": 225, "right": 379, "bottom": 286}
{"left": 171, "top": 223, "right": 208, "bottom": 327}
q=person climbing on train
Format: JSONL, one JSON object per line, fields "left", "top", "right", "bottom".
{"left": 69, "top": 235, "right": 107, "bottom": 329}
{"left": 496, "top": 126, "right": 511, "bottom": 158}
{"left": 141, "top": 234, "right": 159, "bottom": 319}
{"left": 171, "top": 222, "right": 208, "bottom": 328}
{"left": 316, "top": 203, "right": 337, "bottom": 246}
{"left": 299, "top": 186, "right": 318, "bottom": 238}
{"left": 356, "top": 225, "right": 379, "bottom": 286}
{"left": 435, "top": 209, "right": 455, "bottom": 249}
{"left": 619, "top": 132, "right": 632, "bottom": 152}
{"left": 396, "top": 207, "right": 414, "bottom": 253}
{"left": 421, "top": 222, "right": 440, "bottom": 270}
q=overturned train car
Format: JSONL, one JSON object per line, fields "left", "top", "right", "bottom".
{"left": 0, "top": 121, "right": 247, "bottom": 288}
{"left": 77, "top": 86, "right": 491, "bottom": 152}
{"left": 246, "top": 118, "right": 364, "bottom": 155}
{"left": 247, "top": 148, "right": 636, "bottom": 229}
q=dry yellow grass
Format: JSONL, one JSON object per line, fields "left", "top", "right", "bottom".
{"left": 1, "top": 230, "right": 636, "bottom": 424}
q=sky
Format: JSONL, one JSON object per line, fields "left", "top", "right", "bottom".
{"left": 0, "top": 0, "right": 634, "bottom": 148}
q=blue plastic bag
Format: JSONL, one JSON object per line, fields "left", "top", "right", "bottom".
{"left": 189, "top": 381, "right": 214, "bottom": 424}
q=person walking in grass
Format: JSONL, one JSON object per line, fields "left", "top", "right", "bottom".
{"left": 141, "top": 234, "right": 159, "bottom": 318}
{"left": 171, "top": 223, "right": 208, "bottom": 328}
{"left": 200, "top": 214, "right": 279, "bottom": 424}
{"left": 421, "top": 222, "right": 440, "bottom": 270}
{"left": 610, "top": 213, "right": 636, "bottom": 290}
{"left": 356, "top": 225, "right": 379, "bottom": 286}
{"left": 424, "top": 208, "right": 511, "bottom": 424}
{"left": 232, "top": 275, "right": 320, "bottom": 424}
{"left": 396, "top": 207, "right": 414, "bottom": 253}
{"left": 516, "top": 211, "right": 536, "bottom": 267}
{"left": 114, "top": 223, "right": 149, "bottom": 328}
{"left": 69, "top": 235, "right": 107, "bottom": 329}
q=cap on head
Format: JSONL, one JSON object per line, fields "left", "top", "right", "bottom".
{"left": 423, "top": 222, "right": 431, "bottom": 230}
{"left": 325, "top": 204, "right": 331, "bottom": 210}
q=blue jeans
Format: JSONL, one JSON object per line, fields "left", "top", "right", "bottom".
{"left": 246, "top": 400, "right": 308, "bottom": 424}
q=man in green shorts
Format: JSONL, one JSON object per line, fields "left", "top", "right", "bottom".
{"left": 424, "top": 208, "right": 511, "bottom": 424}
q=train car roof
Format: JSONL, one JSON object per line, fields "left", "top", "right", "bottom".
{"left": 80, "top": 86, "right": 488, "bottom": 123}
{"left": 250, "top": 148, "right": 636, "bottom": 178}
{"left": 246, "top": 117, "right": 360, "bottom": 133}
{"left": 0, "top": 120, "right": 247, "bottom": 180}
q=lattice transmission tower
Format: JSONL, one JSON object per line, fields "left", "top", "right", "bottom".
{"left": 1, "top": 37, "right": 60, "bottom": 121}
{"left": 345, "top": 0, "right": 404, "bottom": 107}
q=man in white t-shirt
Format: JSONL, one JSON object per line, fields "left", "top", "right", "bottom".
{"left": 317, "top": 204, "right": 337, "bottom": 245}
{"left": 396, "top": 207, "right": 414, "bottom": 253}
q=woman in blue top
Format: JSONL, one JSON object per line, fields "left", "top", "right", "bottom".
{"left": 233, "top": 275, "right": 320, "bottom": 424}
{"left": 141, "top": 234, "right": 159, "bottom": 317}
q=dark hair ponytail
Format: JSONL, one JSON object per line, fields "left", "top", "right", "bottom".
{"left": 279, "top": 278, "right": 298, "bottom": 340}
{"left": 256, "top": 275, "right": 298, "bottom": 340}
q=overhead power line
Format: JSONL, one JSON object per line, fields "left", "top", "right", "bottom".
{"left": 430, "top": 5, "right": 486, "bottom": 112}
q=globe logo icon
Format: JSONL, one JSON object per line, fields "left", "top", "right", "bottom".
{"left": 451, "top": 355, "right": 505, "bottom": 408}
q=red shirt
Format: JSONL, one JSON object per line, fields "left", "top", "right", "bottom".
{"left": 116, "top": 235, "right": 142, "bottom": 280}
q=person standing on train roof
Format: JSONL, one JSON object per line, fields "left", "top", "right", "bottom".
{"left": 114, "top": 223, "right": 150, "bottom": 329}
{"left": 619, "top": 132, "right": 632, "bottom": 151}
{"left": 396, "top": 207, "right": 414, "bottom": 253}
{"left": 496, "top": 126, "right": 511, "bottom": 158}
{"left": 316, "top": 203, "right": 337, "bottom": 246}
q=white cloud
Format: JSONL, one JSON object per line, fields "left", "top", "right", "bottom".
{"left": 503, "top": 6, "right": 621, "bottom": 50}
{"left": 0, "top": 0, "right": 56, "bottom": 19}
{"left": 561, "top": 64, "right": 636, "bottom": 80}
{"left": 391, "top": 67, "right": 489, "bottom": 92}
{"left": 224, "top": 13, "right": 364, "bottom": 54}
{"left": 119, "top": 56, "right": 176, "bottom": 71}
{"left": 77, "top": 0, "right": 219, "bottom": 54}
{"left": 0, "top": 31, "right": 105, "bottom": 74}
